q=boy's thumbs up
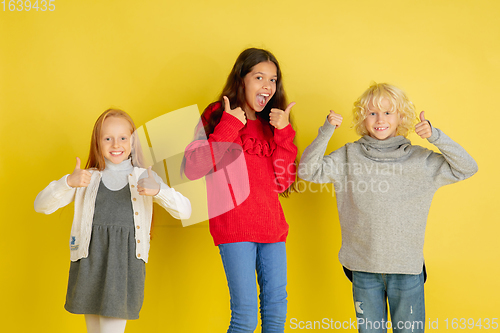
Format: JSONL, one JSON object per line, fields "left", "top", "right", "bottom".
{"left": 147, "top": 166, "right": 154, "bottom": 178}
{"left": 415, "top": 110, "right": 432, "bottom": 139}
{"left": 327, "top": 110, "right": 343, "bottom": 128}
{"left": 419, "top": 111, "right": 426, "bottom": 122}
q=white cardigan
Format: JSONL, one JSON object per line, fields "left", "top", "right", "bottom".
{"left": 34, "top": 167, "right": 191, "bottom": 263}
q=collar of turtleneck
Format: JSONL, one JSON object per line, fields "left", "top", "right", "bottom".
{"left": 101, "top": 158, "right": 134, "bottom": 191}
{"left": 355, "top": 135, "right": 412, "bottom": 162}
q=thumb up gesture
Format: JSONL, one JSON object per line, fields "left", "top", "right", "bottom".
{"left": 67, "top": 157, "right": 92, "bottom": 188}
{"left": 270, "top": 102, "right": 295, "bottom": 130}
{"left": 223, "top": 96, "right": 246, "bottom": 125}
{"left": 137, "top": 166, "right": 160, "bottom": 196}
{"left": 415, "top": 111, "right": 432, "bottom": 139}
{"left": 327, "top": 110, "right": 343, "bottom": 129}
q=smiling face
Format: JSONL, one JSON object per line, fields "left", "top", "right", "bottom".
{"left": 242, "top": 61, "right": 277, "bottom": 119}
{"left": 364, "top": 97, "right": 401, "bottom": 140}
{"left": 100, "top": 116, "right": 133, "bottom": 164}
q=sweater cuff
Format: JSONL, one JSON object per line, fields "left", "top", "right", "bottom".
{"left": 154, "top": 184, "right": 192, "bottom": 220}
{"left": 219, "top": 111, "right": 246, "bottom": 132}
{"left": 319, "top": 116, "right": 336, "bottom": 136}
{"left": 53, "top": 174, "right": 76, "bottom": 200}
{"left": 62, "top": 174, "right": 75, "bottom": 190}
{"left": 427, "top": 125, "right": 440, "bottom": 143}
{"left": 154, "top": 183, "right": 172, "bottom": 201}
{"left": 274, "top": 123, "right": 296, "bottom": 145}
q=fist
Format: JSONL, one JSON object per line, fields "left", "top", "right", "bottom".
{"left": 327, "top": 110, "right": 343, "bottom": 128}
{"left": 137, "top": 166, "right": 160, "bottom": 196}
{"left": 415, "top": 111, "right": 432, "bottom": 139}
{"left": 223, "top": 96, "right": 246, "bottom": 125}
{"left": 270, "top": 102, "right": 295, "bottom": 130}
{"left": 67, "top": 157, "right": 92, "bottom": 188}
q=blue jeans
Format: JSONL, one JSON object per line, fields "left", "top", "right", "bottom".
{"left": 352, "top": 270, "right": 425, "bottom": 333}
{"left": 218, "top": 242, "right": 287, "bottom": 333}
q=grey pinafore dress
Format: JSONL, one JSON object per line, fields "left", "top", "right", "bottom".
{"left": 64, "top": 181, "right": 146, "bottom": 319}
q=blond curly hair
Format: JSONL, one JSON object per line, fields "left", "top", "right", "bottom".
{"left": 353, "top": 82, "right": 419, "bottom": 138}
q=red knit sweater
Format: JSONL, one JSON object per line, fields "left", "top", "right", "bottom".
{"left": 184, "top": 103, "right": 297, "bottom": 246}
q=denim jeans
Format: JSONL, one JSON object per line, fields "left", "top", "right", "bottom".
{"left": 352, "top": 270, "right": 425, "bottom": 333}
{"left": 218, "top": 242, "right": 287, "bottom": 333}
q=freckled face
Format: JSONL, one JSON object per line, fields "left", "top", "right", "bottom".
{"left": 364, "top": 98, "right": 401, "bottom": 140}
{"left": 100, "top": 116, "right": 132, "bottom": 164}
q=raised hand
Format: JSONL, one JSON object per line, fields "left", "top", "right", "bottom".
{"left": 270, "top": 102, "right": 295, "bottom": 130}
{"left": 415, "top": 111, "right": 432, "bottom": 139}
{"left": 223, "top": 96, "right": 246, "bottom": 125}
{"left": 137, "top": 166, "right": 160, "bottom": 196}
{"left": 327, "top": 110, "right": 343, "bottom": 129}
{"left": 67, "top": 157, "right": 92, "bottom": 188}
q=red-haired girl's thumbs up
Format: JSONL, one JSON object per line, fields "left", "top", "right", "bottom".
{"left": 67, "top": 157, "right": 92, "bottom": 187}
{"left": 137, "top": 166, "right": 160, "bottom": 196}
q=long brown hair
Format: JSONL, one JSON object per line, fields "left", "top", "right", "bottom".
{"left": 200, "top": 48, "right": 298, "bottom": 196}
{"left": 85, "top": 109, "right": 144, "bottom": 170}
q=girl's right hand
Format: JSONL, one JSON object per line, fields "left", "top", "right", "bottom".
{"left": 327, "top": 110, "right": 343, "bottom": 129}
{"left": 223, "top": 96, "right": 246, "bottom": 125}
{"left": 67, "top": 157, "right": 92, "bottom": 188}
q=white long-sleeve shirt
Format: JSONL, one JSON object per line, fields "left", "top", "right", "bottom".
{"left": 34, "top": 166, "right": 191, "bottom": 263}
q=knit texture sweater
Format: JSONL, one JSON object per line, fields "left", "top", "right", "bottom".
{"left": 298, "top": 118, "right": 478, "bottom": 274}
{"left": 34, "top": 163, "right": 192, "bottom": 263}
{"left": 184, "top": 103, "right": 297, "bottom": 246}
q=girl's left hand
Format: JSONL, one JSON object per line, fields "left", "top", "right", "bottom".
{"left": 415, "top": 111, "right": 432, "bottom": 139}
{"left": 137, "top": 167, "right": 160, "bottom": 196}
{"left": 270, "top": 102, "right": 295, "bottom": 130}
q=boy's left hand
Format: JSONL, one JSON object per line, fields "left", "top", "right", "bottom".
{"left": 137, "top": 166, "right": 160, "bottom": 196}
{"left": 415, "top": 111, "right": 432, "bottom": 139}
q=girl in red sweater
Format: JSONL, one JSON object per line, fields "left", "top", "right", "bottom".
{"left": 184, "top": 48, "right": 297, "bottom": 332}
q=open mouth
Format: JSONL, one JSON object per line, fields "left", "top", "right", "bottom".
{"left": 256, "top": 93, "right": 270, "bottom": 107}
{"left": 110, "top": 151, "right": 124, "bottom": 156}
{"left": 374, "top": 127, "right": 388, "bottom": 131}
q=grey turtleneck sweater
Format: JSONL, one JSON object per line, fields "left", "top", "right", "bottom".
{"left": 298, "top": 118, "right": 478, "bottom": 275}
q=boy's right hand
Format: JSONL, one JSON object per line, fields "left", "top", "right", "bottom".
{"left": 67, "top": 157, "right": 92, "bottom": 188}
{"left": 223, "top": 96, "right": 246, "bottom": 125}
{"left": 327, "top": 110, "right": 343, "bottom": 128}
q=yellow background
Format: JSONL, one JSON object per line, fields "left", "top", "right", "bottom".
{"left": 1, "top": 0, "right": 498, "bottom": 332}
